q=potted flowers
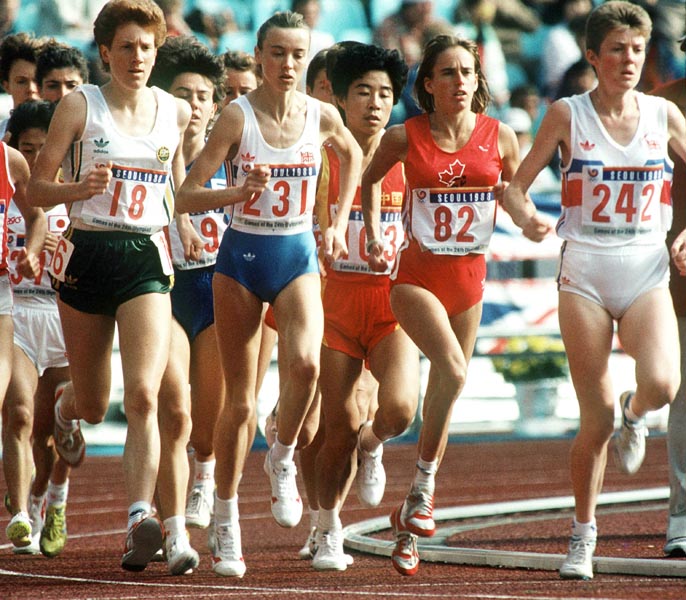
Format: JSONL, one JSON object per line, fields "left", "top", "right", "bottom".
{"left": 491, "top": 336, "right": 569, "bottom": 428}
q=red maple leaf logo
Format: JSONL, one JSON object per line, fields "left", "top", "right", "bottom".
{"left": 438, "top": 159, "right": 466, "bottom": 187}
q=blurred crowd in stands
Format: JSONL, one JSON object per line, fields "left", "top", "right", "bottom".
{"left": 0, "top": 0, "right": 683, "bottom": 180}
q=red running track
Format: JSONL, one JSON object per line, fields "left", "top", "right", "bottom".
{"left": 0, "top": 436, "right": 683, "bottom": 599}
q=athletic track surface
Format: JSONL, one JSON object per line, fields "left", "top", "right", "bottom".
{"left": 1, "top": 436, "right": 684, "bottom": 599}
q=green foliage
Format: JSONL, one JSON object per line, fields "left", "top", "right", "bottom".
{"left": 491, "top": 336, "right": 568, "bottom": 383}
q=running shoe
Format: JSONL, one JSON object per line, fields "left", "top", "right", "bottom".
{"left": 165, "top": 533, "right": 199, "bottom": 576}
{"left": 664, "top": 536, "right": 686, "bottom": 557}
{"left": 403, "top": 489, "right": 436, "bottom": 537}
{"left": 263, "top": 449, "right": 302, "bottom": 528}
{"left": 312, "top": 527, "right": 348, "bottom": 571}
{"left": 14, "top": 495, "right": 45, "bottom": 555}
{"left": 212, "top": 520, "right": 246, "bottom": 578}
{"left": 559, "top": 535, "right": 596, "bottom": 580}
{"left": 121, "top": 511, "right": 164, "bottom": 572}
{"left": 6, "top": 512, "right": 32, "bottom": 548}
{"left": 299, "top": 526, "right": 353, "bottom": 564}
{"left": 298, "top": 526, "right": 317, "bottom": 559}
{"left": 53, "top": 395, "right": 86, "bottom": 467}
{"left": 356, "top": 430, "right": 386, "bottom": 508}
{"left": 185, "top": 486, "right": 213, "bottom": 529}
{"left": 40, "top": 504, "right": 67, "bottom": 557}
{"left": 613, "top": 391, "right": 648, "bottom": 474}
{"left": 390, "top": 505, "right": 419, "bottom": 576}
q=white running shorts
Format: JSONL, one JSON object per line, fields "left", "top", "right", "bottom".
{"left": 0, "top": 274, "right": 12, "bottom": 315}
{"left": 558, "top": 242, "right": 669, "bottom": 320}
{"left": 13, "top": 302, "right": 68, "bottom": 376}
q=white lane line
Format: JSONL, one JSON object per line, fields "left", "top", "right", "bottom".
{"left": 344, "top": 487, "right": 686, "bottom": 578}
{"left": 0, "top": 569, "right": 584, "bottom": 599}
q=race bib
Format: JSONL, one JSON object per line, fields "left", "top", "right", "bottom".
{"left": 411, "top": 186, "right": 495, "bottom": 254}
{"left": 151, "top": 230, "right": 174, "bottom": 276}
{"left": 48, "top": 236, "right": 75, "bottom": 282}
{"left": 580, "top": 165, "right": 666, "bottom": 236}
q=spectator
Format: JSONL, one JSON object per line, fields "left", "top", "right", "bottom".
{"left": 638, "top": 0, "right": 685, "bottom": 89}
{"left": 292, "top": 0, "right": 335, "bottom": 63}
{"left": 554, "top": 58, "right": 596, "bottom": 100}
{"left": 154, "top": 0, "right": 193, "bottom": 37}
{"left": 503, "top": 107, "right": 558, "bottom": 193}
{"left": 453, "top": 0, "right": 510, "bottom": 108}
{"left": 373, "top": 0, "right": 449, "bottom": 67}
{"left": 510, "top": 83, "right": 545, "bottom": 135}
{"left": 541, "top": 0, "right": 593, "bottom": 98}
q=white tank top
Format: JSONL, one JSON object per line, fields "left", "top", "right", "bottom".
{"left": 63, "top": 84, "right": 179, "bottom": 234}
{"left": 558, "top": 91, "right": 673, "bottom": 250}
{"left": 7, "top": 201, "right": 69, "bottom": 305}
{"left": 228, "top": 93, "right": 321, "bottom": 236}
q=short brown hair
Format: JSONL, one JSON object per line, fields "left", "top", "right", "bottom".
{"left": 0, "top": 32, "right": 44, "bottom": 84}
{"left": 94, "top": 0, "right": 167, "bottom": 52}
{"left": 585, "top": 1, "right": 651, "bottom": 56}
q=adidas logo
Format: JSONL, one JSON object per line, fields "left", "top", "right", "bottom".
{"left": 94, "top": 137, "right": 110, "bottom": 154}
{"left": 580, "top": 140, "right": 595, "bottom": 151}
{"left": 242, "top": 252, "right": 256, "bottom": 262}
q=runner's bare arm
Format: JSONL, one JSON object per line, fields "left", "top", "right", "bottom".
{"left": 27, "top": 92, "right": 111, "bottom": 207}
{"left": 177, "top": 104, "right": 269, "bottom": 213}
{"left": 319, "top": 101, "right": 363, "bottom": 262}
{"left": 362, "top": 124, "right": 407, "bottom": 272}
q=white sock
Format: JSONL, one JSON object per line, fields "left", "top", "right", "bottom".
{"left": 309, "top": 508, "right": 319, "bottom": 530}
{"left": 413, "top": 458, "right": 437, "bottom": 493}
{"left": 270, "top": 438, "right": 296, "bottom": 464}
{"left": 47, "top": 480, "right": 68, "bottom": 506}
{"left": 127, "top": 501, "right": 152, "bottom": 530}
{"left": 163, "top": 515, "right": 186, "bottom": 539}
{"left": 55, "top": 398, "right": 77, "bottom": 431}
{"left": 193, "top": 458, "right": 215, "bottom": 488}
{"left": 572, "top": 518, "right": 597, "bottom": 539}
{"left": 318, "top": 507, "right": 340, "bottom": 531}
{"left": 358, "top": 421, "right": 383, "bottom": 453}
{"left": 623, "top": 396, "right": 642, "bottom": 424}
{"left": 215, "top": 495, "right": 239, "bottom": 524}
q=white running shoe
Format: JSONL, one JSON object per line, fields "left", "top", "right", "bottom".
{"left": 6, "top": 512, "right": 32, "bottom": 548}
{"left": 14, "top": 496, "right": 46, "bottom": 555}
{"left": 212, "top": 520, "right": 246, "bottom": 578}
{"left": 312, "top": 527, "right": 348, "bottom": 571}
{"left": 298, "top": 526, "right": 317, "bottom": 559}
{"left": 299, "top": 526, "right": 353, "bottom": 564}
{"left": 356, "top": 441, "right": 386, "bottom": 508}
{"left": 614, "top": 391, "right": 648, "bottom": 475}
{"left": 185, "top": 487, "right": 213, "bottom": 529}
{"left": 664, "top": 536, "right": 686, "bottom": 557}
{"left": 263, "top": 449, "right": 302, "bottom": 528}
{"left": 53, "top": 391, "right": 86, "bottom": 467}
{"left": 390, "top": 505, "right": 419, "bottom": 576}
{"left": 403, "top": 489, "right": 436, "bottom": 537}
{"left": 121, "top": 511, "right": 164, "bottom": 572}
{"left": 559, "top": 535, "right": 596, "bottom": 580}
{"left": 166, "top": 533, "right": 200, "bottom": 576}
